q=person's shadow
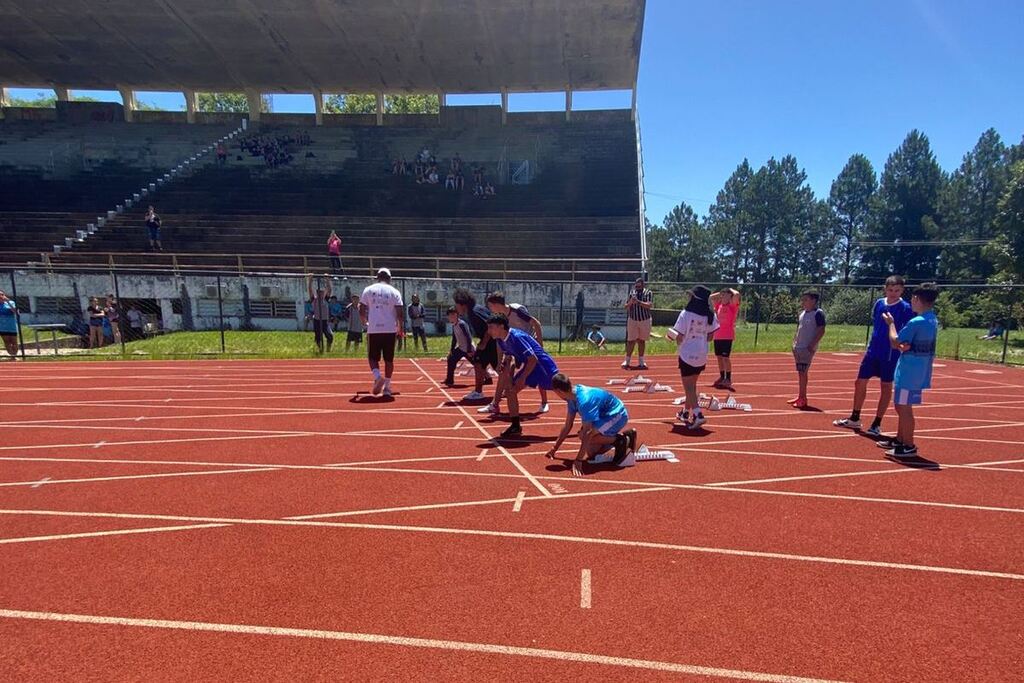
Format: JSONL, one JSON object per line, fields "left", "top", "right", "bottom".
{"left": 349, "top": 393, "right": 397, "bottom": 404}
{"left": 884, "top": 453, "right": 941, "bottom": 470}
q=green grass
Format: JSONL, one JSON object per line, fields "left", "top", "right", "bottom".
{"left": 27, "top": 323, "right": 1024, "bottom": 365}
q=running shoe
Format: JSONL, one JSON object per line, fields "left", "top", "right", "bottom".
{"left": 688, "top": 414, "right": 707, "bottom": 429}
{"left": 637, "top": 362, "right": 649, "bottom": 370}
{"left": 786, "top": 397, "right": 799, "bottom": 404}
{"left": 791, "top": 398, "right": 808, "bottom": 409}
{"left": 864, "top": 424, "right": 882, "bottom": 437}
{"left": 477, "top": 403, "right": 499, "bottom": 414}
{"left": 623, "top": 428, "right": 638, "bottom": 453}
{"left": 675, "top": 410, "right": 689, "bottom": 423}
{"left": 499, "top": 424, "right": 523, "bottom": 438}
{"left": 371, "top": 376, "right": 385, "bottom": 396}
{"left": 885, "top": 444, "right": 918, "bottom": 459}
{"left": 833, "top": 418, "right": 862, "bottom": 430}
{"left": 875, "top": 439, "right": 901, "bottom": 449}
{"left": 621, "top": 360, "right": 630, "bottom": 369}
{"left": 382, "top": 386, "right": 393, "bottom": 397}
{"left": 719, "top": 379, "right": 733, "bottom": 389}
{"left": 463, "top": 390, "right": 486, "bottom": 401}
{"left": 538, "top": 403, "right": 550, "bottom": 414}
{"left": 612, "top": 434, "right": 629, "bottom": 465}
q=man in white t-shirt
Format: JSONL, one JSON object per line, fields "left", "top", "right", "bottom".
{"left": 359, "top": 268, "right": 405, "bottom": 397}
{"left": 670, "top": 285, "right": 719, "bottom": 430}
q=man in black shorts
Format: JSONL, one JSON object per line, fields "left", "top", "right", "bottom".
{"left": 359, "top": 268, "right": 404, "bottom": 397}
{"left": 453, "top": 288, "right": 497, "bottom": 402}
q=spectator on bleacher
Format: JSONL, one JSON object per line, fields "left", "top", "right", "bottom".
{"left": 419, "top": 147, "right": 430, "bottom": 164}
{"left": 327, "top": 230, "right": 343, "bottom": 274}
{"left": 484, "top": 182, "right": 496, "bottom": 197}
{"left": 455, "top": 168, "right": 465, "bottom": 191}
{"left": 144, "top": 206, "right": 163, "bottom": 251}
{"left": 427, "top": 167, "right": 440, "bottom": 185}
{"left": 127, "top": 305, "right": 144, "bottom": 341}
{"left": 216, "top": 143, "right": 227, "bottom": 164}
{"left": 415, "top": 167, "right": 425, "bottom": 184}
{"left": 0, "top": 289, "right": 19, "bottom": 360}
{"left": 392, "top": 158, "right": 403, "bottom": 175}
{"left": 105, "top": 295, "right": 122, "bottom": 345}
{"left": 445, "top": 168, "right": 457, "bottom": 190}
{"left": 399, "top": 157, "right": 408, "bottom": 176}
{"left": 472, "top": 165, "right": 483, "bottom": 186}
{"left": 451, "top": 153, "right": 463, "bottom": 172}
{"left": 86, "top": 297, "right": 105, "bottom": 349}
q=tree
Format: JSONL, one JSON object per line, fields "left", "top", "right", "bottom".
{"left": 938, "top": 129, "right": 1008, "bottom": 282}
{"left": 646, "top": 202, "right": 723, "bottom": 283}
{"left": 323, "top": 93, "right": 439, "bottom": 114}
{"left": 7, "top": 91, "right": 98, "bottom": 107}
{"left": 706, "top": 160, "right": 756, "bottom": 282}
{"left": 988, "top": 160, "right": 1024, "bottom": 282}
{"left": 197, "top": 92, "right": 270, "bottom": 113}
{"left": 829, "top": 154, "right": 877, "bottom": 283}
{"left": 860, "top": 130, "right": 945, "bottom": 281}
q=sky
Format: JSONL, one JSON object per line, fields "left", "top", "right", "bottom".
{"left": 7, "top": 1, "right": 1024, "bottom": 225}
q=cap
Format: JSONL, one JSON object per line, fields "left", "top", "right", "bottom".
{"left": 377, "top": 267, "right": 392, "bottom": 278}
{"left": 690, "top": 285, "right": 712, "bottom": 301}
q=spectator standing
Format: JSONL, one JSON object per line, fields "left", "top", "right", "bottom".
{"left": 216, "top": 143, "right": 227, "bottom": 164}
{"left": 127, "top": 304, "right": 144, "bottom": 341}
{"left": 306, "top": 274, "right": 334, "bottom": 354}
{"left": 623, "top": 277, "right": 653, "bottom": 369}
{"left": 710, "top": 288, "right": 741, "bottom": 389}
{"left": 144, "top": 206, "right": 162, "bottom": 251}
{"left": 0, "top": 289, "right": 19, "bottom": 360}
{"left": 105, "top": 295, "right": 122, "bottom": 345}
{"left": 345, "top": 294, "right": 364, "bottom": 351}
{"left": 87, "top": 297, "right": 105, "bottom": 349}
{"left": 408, "top": 295, "right": 429, "bottom": 351}
{"left": 327, "top": 231, "right": 343, "bottom": 274}
{"left": 328, "top": 296, "right": 344, "bottom": 331}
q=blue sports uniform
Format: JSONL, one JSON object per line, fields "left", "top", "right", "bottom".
{"left": 0, "top": 299, "right": 18, "bottom": 335}
{"left": 497, "top": 328, "right": 559, "bottom": 390}
{"left": 893, "top": 310, "right": 938, "bottom": 406}
{"left": 859, "top": 297, "right": 914, "bottom": 382}
{"left": 568, "top": 384, "right": 628, "bottom": 436}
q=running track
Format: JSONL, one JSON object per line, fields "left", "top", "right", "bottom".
{"left": 1, "top": 353, "right": 1022, "bottom": 680}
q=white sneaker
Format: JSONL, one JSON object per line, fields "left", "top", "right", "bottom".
{"left": 538, "top": 403, "right": 550, "bottom": 414}
{"left": 477, "top": 403, "right": 498, "bottom": 414}
{"left": 688, "top": 414, "right": 707, "bottom": 429}
{"left": 382, "top": 386, "right": 393, "bottom": 397}
{"left": 371, "top": 376, "right": 385, "bottom": 395}
{"left": 463, "top": 390, "right": 485, "bottom": 401}
{"left": 621, "top": 360, "right": 630, "bottom": 369}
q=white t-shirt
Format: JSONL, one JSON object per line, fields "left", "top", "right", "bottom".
{"left": 672, "top": 310, "right": 720, "bottom": 368}
{"left": 360, "top": 282, "right": 404, "bottom": 334}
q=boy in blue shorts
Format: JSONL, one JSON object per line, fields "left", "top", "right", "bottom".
{"left": 834, "top": 276, "right": 914, "bottom": 435}
{"left": 544, "top": 373, "right": 636, "bottom": 477}
{"left": 878, "top": 283, "right": 939, "bottom": 459}
{"left": 485, "top": 313, "right": 559, "bottom": 438}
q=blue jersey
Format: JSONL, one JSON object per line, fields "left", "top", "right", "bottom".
{"left": 867, "top": 297, "right": 914, "bottom": 360}
{"left": 894, "top": 310, "right": 938, "bottom": 391}
{"left": 568, "top": 384, "right": 626, "bottom": 424}
{"left": 0, "top": 300, "right": 18, "bottom": 334}
{"left": 497, "top": 328, "right": 558, "bottom": 374}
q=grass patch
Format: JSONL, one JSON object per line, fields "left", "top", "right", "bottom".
{"left": 27, "top": 323, "right": 1023, "bottom": 366}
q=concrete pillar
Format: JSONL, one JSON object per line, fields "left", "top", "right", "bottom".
{"left": 118, "top": 86, "right": 137, "bottom": 122}
{"left": 438, "top": 90, "right": 444, "bottom": 124}
{"left": 184, "top": 89, "right": 198, "bottom": 123}
{"left": 313, "top": 89, "right": 324, "bottom": 126}
{"left": 565, "top": 89, "right": 572, "bottom": 122}
{"left": 245, "top": 89, "right": 262, "bottom": 123}
{"left": 501, "top": 88, "right": 508, "bottom": 125}
{"left": 0, "top": 87, "right": 10, "bottom": 108}
{"left": 54, "top": 87, "right": 70, "bottom": 102}
{"left": 375, "top": 92, "right": 384, "bottom": 126}
{"left": 631, "top": 85, "right": 637, "bottom": 122}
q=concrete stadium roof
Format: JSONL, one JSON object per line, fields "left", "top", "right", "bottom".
{"left": 0, "top": 0, "right": 645, "bottom": 94}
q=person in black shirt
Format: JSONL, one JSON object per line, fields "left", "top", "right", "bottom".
{"left": 453, "top": 288, "right": 497, "bottom": 402}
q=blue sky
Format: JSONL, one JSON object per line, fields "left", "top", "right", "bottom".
{"left": 8, "top": 1, "right": 1023, "bottom": 224}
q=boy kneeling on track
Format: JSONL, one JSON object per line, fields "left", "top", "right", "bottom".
{"left": 545, "top": 373, "right": 636, "bottom": 477}
{"left": 485, "top": 314, "right": 559, "bottom": 438}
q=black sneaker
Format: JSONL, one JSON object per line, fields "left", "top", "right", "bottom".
{"left": 623, "top": 428, "right": 638, "bottom": 453}
{"left": 886, "top": 444, "right": 918, "bottom": 459}
{"left": 499, "top": 424, "right": 522, "bottom": 438}
{"left": 612, "top": 434, "right": 629, "bottom": 465}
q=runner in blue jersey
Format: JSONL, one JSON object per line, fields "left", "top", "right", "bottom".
{"left": 544, "top": 373, "right": 636, "bottom": 477}
{"left": 486, "top": 314, "right": 559, "bottom": 438}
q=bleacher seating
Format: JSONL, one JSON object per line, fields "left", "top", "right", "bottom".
{"left": 2, "top": 115, "right": 642, "bottom": 277}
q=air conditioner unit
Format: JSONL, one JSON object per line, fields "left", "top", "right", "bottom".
{"left": 205, "top": 285, "right": 219, "bottom": 299}
{"left": 259, "top": 286, "right": 281, "bottom": 299}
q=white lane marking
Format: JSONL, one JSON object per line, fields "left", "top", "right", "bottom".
{"left": 92, "top": 441, "right": 106, "bottom": 449}
{"left": 580, "top": 569, "right": 592, "bottom": 609}
{"left": 0, "top": 608, "right": 843, "bottom": 682}
{"left": 0, "top": 467, "right": 280, "bottom": 489}
{"left": 410, "top": 358, "right": 551, "bottom": 497}
{"left": 453, "top": 420, "right": 464, "bottom": 430}
{"left": 706, "top": 467, "right": 920, "bottom": 487}
{"left": 0, "top": 524, "right": 229, "bottom": 545}
{"left": 477, "top": 449, "right": 488, "bottom": 462}
{"left": 425, "top": 386, "right": 434, "bottom": 393}
{"left": 512, "top": 491, "right": 526, "bottom": 512}
{"left": 30, "top": 477, "right": 51, "bottom": 489}
{"left": 4, "top": 508, "right": 1024, "bottom": 582}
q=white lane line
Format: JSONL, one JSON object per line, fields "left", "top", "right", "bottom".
{"left": 4, "top": 508, "right": 1023, "bottom": 582}
{"left": 477, "top": 449, "right": 488, "bottom": 462}
{"left": 0, "top": 467, "right": 281, "bottom": 489}
{"left": 410, "top": 358, "right": 551, "bottom": 497}
{"left": 580, "top": 569, "right": 592, "bottom": 609}
{"left": 0, "top": 524, "right": 229, "bottom": 545}
{"left": 512, "top": 491, "right": 526, "bottom": 512}
{"left": 706, "top": 467, "right": 920, "bottom": 487}
{"left": 30, "top": 477, "right": 51, "bottom": 489}
{"left": 92, "top": 441, "right": 106, "bottom": 449}
{"left": 425, "top": 386, "right": 434, "bottom": 393}
{"left": 0, "top": 608, "right": 842, "bottom": 682}
{"left": 453, "top": 420, "right": 464, "bottom": 430}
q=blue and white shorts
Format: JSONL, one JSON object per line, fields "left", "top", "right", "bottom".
{"left": 894, "top": 387, "right": 923, "bottom": 406}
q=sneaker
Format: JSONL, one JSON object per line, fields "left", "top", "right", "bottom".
{"left": 623, "top": 428, "right": 638, "bottom": 453}
{"left": 864, "top": 424, "right": 882, "bottom": 437}
{"left": 621, "top": 360, "right": 630, "bottom": 369}
{"left": 463, "top": 390, "right": 486, "bottom": 401}
{"left": 791, "top": 398, "right": 807, "bottom": 409}
{"left": 833, "top": 418, "right": 862, "bottom": 430}
{"left": 499, "top": 424, "right": 523, "bottom": 438}
{"left": 442, "top": 380, "right": 455, "bottom": 388}
{"left": 688, "top": 414, "right": 707, "bottom": 429}
{"left": 675, "top": 410, "right": 689, "bottom": 423}
{"left": 637, "top": 362, "right": 649, "bottom": 370}
{"left": 382, "top": 386, "right": 393, "bottom": 397}
{"left": 612, "top": 434, "right": 629, "bottom": 465}
{"left": 477, "top": 403, "right": 499, "bottom": 414}
{"left": 719, "top": 379, "right": 733, "bottom": 389}
{"left": 371, "top": 376, "right": 385, "bottom": 396}
{"left": 886, "top": 444, "right": 918, "bottom": 459}
{"left": 875, "top": 439, "right": 901, "bottom": 449}
{"left": 538, "top": 403, "right": 550, "bottom": 414}
{"left": 786, "top": 397, "right": 799, "bottom": 405}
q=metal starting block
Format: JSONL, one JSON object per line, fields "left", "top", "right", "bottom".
{"left": 624, "top": 382, "right": 673, "bottom": 394}
{"left": 674, "top": 394, "right": 752, "bottom": 412}
{"left": 634, "top": 445, "right": 679, "bottom": 463}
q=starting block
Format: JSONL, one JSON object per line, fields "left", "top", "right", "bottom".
{"left": 674, "top": 393, "right": 752, "bottom": 412}
{"left": 624, "top": 382, "right": 673, "bottom": 394}
{"left": 720, "top": 395, "right": 753, "bottom": 412}
{"left": 634, "top": 444, "right": 678, "bottom": 463}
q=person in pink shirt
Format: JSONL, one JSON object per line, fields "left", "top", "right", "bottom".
{"left": 327, "top": 231, "right": 343, "bottom": 275}
{"left": 710, "top": 288, "right": 741, "bottom": 389}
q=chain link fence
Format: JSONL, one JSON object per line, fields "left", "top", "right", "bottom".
{"left": 4, "top": 267, "right": 1022, "bottom": 366}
